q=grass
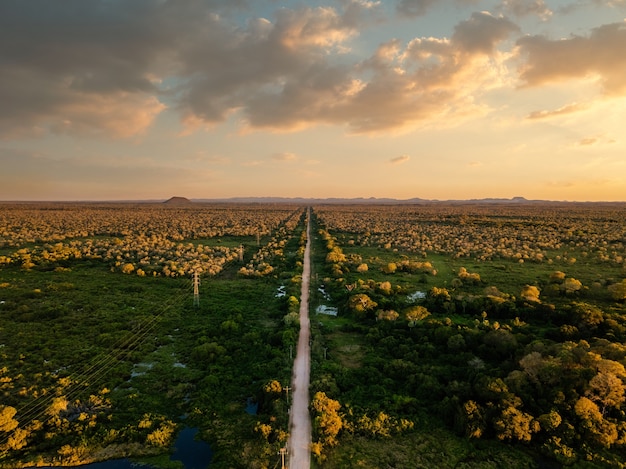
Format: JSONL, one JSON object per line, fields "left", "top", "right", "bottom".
{"left": 3, "top": 204, "right": 626, "bottom": 468}
{"left": 0, "top": 218, "right": 304, "bottom": 468}
{"left": 317, "top": 426, "right": 539, "bottom": 469}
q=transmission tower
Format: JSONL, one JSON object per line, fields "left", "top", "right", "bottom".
{"left": 193, "top": 271, "right": 200, "bottom": 307}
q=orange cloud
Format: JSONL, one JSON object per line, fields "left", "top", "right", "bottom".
{"left": 272, "top": 152, "right": 298, "bottom": 162}
{"left": 526, "top": 102, "right": 587, "bottom": 119}
{"left": 390, "top": 155, "right": 410, "bottom": 164}
{"left": 517, "top": 22, "right": 626, "bottom": 95}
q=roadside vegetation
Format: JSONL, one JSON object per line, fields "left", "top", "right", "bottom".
{"left": 308, "top": 203, "right": 626, "bottom": 468}
{"left": 0, "top": 203, "right": 306, "bottom": 468}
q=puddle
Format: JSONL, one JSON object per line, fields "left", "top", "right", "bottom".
{"left": 316, "top": 305, "right": 338, "bottom": 316}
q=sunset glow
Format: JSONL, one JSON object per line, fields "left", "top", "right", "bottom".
{"left": 1, "top": 0, "right": 625, "bottom": 201}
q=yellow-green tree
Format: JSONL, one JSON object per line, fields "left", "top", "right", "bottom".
{"left": 0, "top": 406, "right": 18, "bottom": 433}
{"left": 608, "top": 279, "right": 626, "bottom": 301}
{"left": 347, "top": 294, "right": 377, "bottom": 316}
{"left": 493, "top": 406, "right": 539, "bottom": 442}
{"left": 405, "top": 305, "right": 430, "bottom": 327}
{"left": 312, "top": 392, "right": 343, "bottom": 448}
{"left": 520, "top": 285, "right": 541, "bottom": 302}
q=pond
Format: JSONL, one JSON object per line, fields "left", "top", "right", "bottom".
{"left": 29, "top": 427, "right": 213, "bottom": 469}
{"left": 169, "top": 427, "right": 213, "bottom": 469}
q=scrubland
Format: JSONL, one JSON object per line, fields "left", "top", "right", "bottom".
{"left": 1, "top": 202, "right": 626, "bottom": 468}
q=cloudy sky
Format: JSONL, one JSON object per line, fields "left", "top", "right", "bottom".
{"left": 1, "top": 0, "right": 625, "bottom": 201}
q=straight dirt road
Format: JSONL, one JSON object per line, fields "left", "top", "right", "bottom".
{"left": 287, "top": 208, "right": 312, "bottom": 469}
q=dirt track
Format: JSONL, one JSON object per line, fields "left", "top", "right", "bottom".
{"left": 287, "top": 209, "right": 312, "bottom": 469}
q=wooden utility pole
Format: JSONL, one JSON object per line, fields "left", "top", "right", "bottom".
{"left": 193, "top": 271, "right": 200, "bottom": 307}
{"left": 283, "top": 385, "right": 291, "bottom": 404}
{"left": 278, "top": 447, "right": 288, "bottom": 469}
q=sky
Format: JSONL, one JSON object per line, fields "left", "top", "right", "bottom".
{"left": 1, "top": 0, "right": 626, "bottom": 202}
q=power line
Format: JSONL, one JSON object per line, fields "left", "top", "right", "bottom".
{"left": 2, "top": 274, "right": 194, "bottom": 447}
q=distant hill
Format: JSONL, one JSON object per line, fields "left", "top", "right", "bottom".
{"left": 188, "top": 196, "right": 625, "bottom": 206}
{"left": 163, "top": 196, "right": 192, "bottom": 205}
{"left": 190, "top": 196, "right": 545, "bottom": 205}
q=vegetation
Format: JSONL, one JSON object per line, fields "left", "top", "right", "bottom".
{"left": 308, "top": 203, "right": 626, "bottom": 467}
{"left": 0, "top": 203, "right": 306, "bottom": 468}
{"left": 2, "top": 201, "right": 626, "bottom": 468}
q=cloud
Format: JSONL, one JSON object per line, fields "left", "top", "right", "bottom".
{"left": 0, "top": 147, "right": 212, "bottom": 200}
{"left": 498, "top": 0, "right": 552, "bottom": 20}
{"left": 517, "top": 22, "right": 626, "bottom": 95}
{"left": 182, "top": 152, "right": 229, "bottom": 164}
{"left": 526, "top": 102, "right": 588, "bottom": 119}
{"left": 578, "top": 137, "right": 598, "bottom": 146}
{"left": 241, "top": 10, "right": 519, "bottom": 134}
{"left": 272, "top": 152, "right": 298, "bottom": 162}
{"left": 396, "top": 0, "right": 438, "bottom": 17}
{"left": 452, "top": 11, "right": 520, "bottom": 55}
{"left": 390, "top": 155, "right": 410, "bottom": 164}
{"left": 0, "top": 1, "right": 521, "bottom": 139}
{"left": 546, "top": 180, "right": 576, "bottom": 188}
{"left": 0, "top": 0, "right": 174, "bottom": 139}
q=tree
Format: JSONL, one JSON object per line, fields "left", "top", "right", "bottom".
{"left": 561, "top": 277, "right": 582, "bottom": 295}
{"left": 312, "top": 392, "right": 343, "bottom": 448}
{"left": 376, "top": 309, "right": 399, "bottom": 321}
{"left": 574, "top": 396, "right": 618, "bottom": 447}
{"left": 263, "top": 379, "right": 283, "bottom": 395}
{"left": 0, "top": 406, "right": 18, "bottom": 433}
{"left": 405, "top": 305, "right": 430, "bottom": 327}
{"left": 520, "top": 285, "right": 540, "bottom": 302}
{"left": 377, "top": 281, "right": 392, "bottom": 295}
{"left": 571, "top": 302, "right": 604, "bottom": 329}
{"left": 460, "top": 400, "right": 486, "bottom": 439}
{"left": 537, "top": 410, "right": 562, "bottom": 432}
{"left": 326, "top": 247, "right": 346, "bottom": 263}
{"left": 348, "top": 294, "right": 377, "bottom": 316}
{"left": 587, "top": 372, "right": 625, "bottom": 414}
{"left": 608, "top": 279, "right": 626, "bottom": 302}
{"left": 493, "top": 406, "right": 539, "bottom": 442}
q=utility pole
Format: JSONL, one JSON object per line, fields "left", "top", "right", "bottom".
{"left": 278, "top": 447, "right": 288, "bottom": 469}
{"left": 193, "top": 271, "right": 200, "bottom": 307}
{"left": 283, "top": 385, "right": 291, "bottom": 404}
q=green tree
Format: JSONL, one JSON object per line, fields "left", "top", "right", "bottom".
{"left": 460, "top": 400, "right": 486, "bottom": 439}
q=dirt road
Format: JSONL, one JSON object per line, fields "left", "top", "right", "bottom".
{"left": 287, "top": 209, "right": 312, "bottom": 469}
